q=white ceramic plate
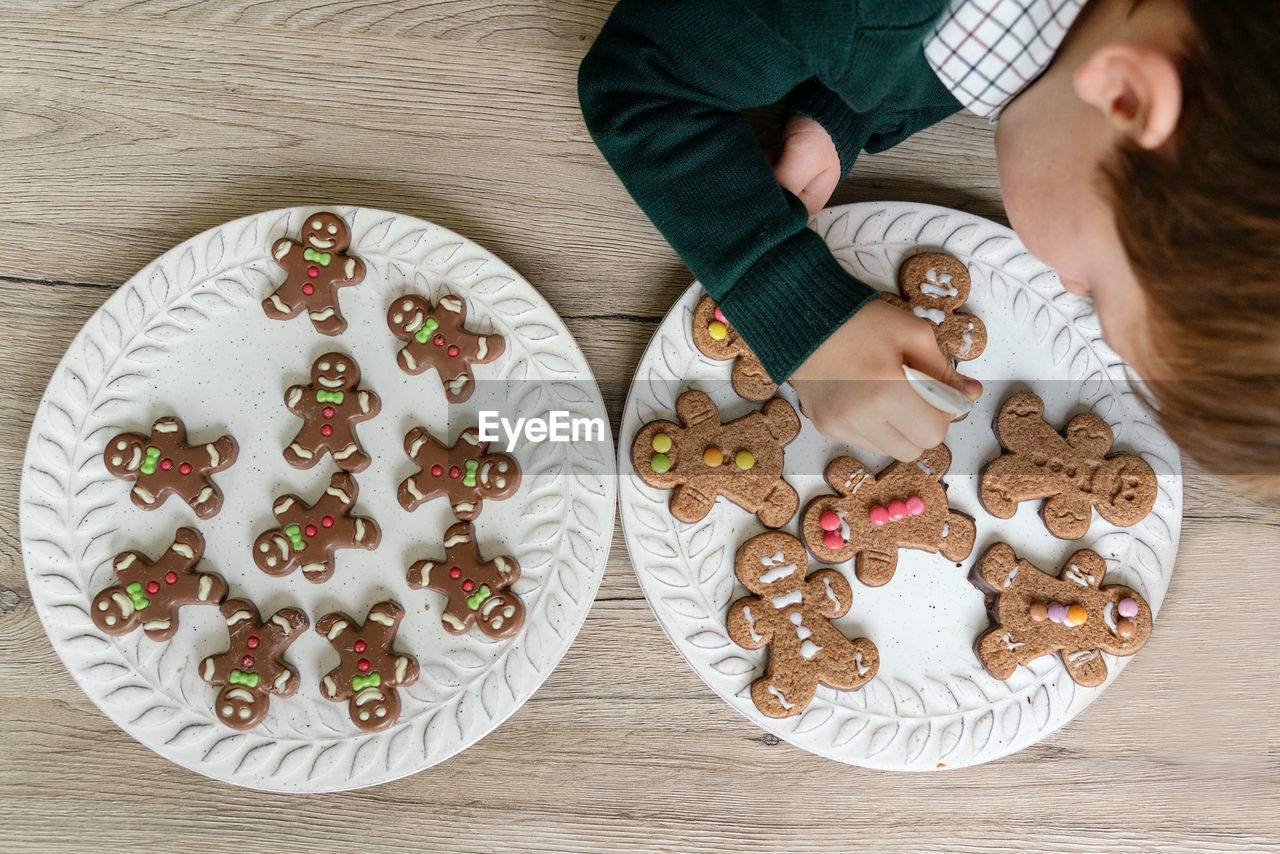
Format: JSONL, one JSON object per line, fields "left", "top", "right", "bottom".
{"left": 20, "top": 206, "right": 615, "bottom": 791}
{"left": 619, "top": 202, "right": 1181, "bottom": 770}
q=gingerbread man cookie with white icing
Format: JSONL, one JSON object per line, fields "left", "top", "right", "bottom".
{"left": 103, "top": 416, "right": 237, "bottom": 519}
{"left": 386, "top": 293, "right": 505, "bottom": 403}
{"left": 263, "top": 211, "right": 366, "bottom": 336}
{"left": 283, "top": 352, "right": 380, "bottom": 473}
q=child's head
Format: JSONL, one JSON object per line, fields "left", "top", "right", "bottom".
{"left": 995, "top": 0, "right": 1280, "bottom": 491}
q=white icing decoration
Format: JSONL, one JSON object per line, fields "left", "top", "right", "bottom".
{"left": 197, "top": 576, "right": 213, "bottom": 601}
{"left": 127, "top": 445, "right": 142, "bottom": 471}
{"left": 406, "top": 480, "right": 425, "bottom": 500}
{"left": 1003, "top": 566, "right": 1018, "bottom": 588}
{"left": 325, "top": 485, "right": 351, "bottom": 503}
{"left": 956, "top": 332, "right": 974, "bottom": 357}
{"left": 917, "top": 458, "right": 934, "bottom": 475}
{"left": 333, "top": 443, "right": 358, "bottom": 460}
{"left": 741, "top": 606, "right": 763, "bottom": 643}
{"left": 402, "top": 350, "right": 418, "bottom": 371}
{"left": 171, "top": 542, "right": 194, "bottom": 559}
{"left": 1065, "top": 564, "right": 1096, "bottom": 587}
{"left": 919, "top": 269, "right": 958, "bottom": 298}
{"left": 854, "top": 652, "right": 870, "bottom": 676}
{"left": 143, "top": 618, "right": 170, "bottom": 632}
{"left": 444, "top": 531, "right": 469, "bottom": 548}
{"left": 770, "top": 590, "right": 803, "bottom": 610}
{"left": 1000, "top": 632, "right": 1024, "bottom": 651}
{"left": 274, "top": 671, "right": 290, "bottom": 691}
{"left": 227, "top": 687, "right": 255, "bottom": 703}
{"left": 206, "top": 443, "right": 221, "bottom": 467}
{"left": 913, "top": 306, "right": 946, "bottom": 325}
{"left": 132, "top": 485, "right": 156, "bottom": 504}
{"left": 322, "top": 675, "right": 337, "bottom": 697}
{"left": 941, "top": 522, "right": 950, "bottom": 538}
{"left": 439, "top": 296, "right": 463, "bottom": 313}
{"left": 115, "top": 553, "right": 136, "bottom": 570}
{"left": 448, "top": 375, "right": 469, "bottom": 394}
{"left": 270, "top": 613, "right": 292, "bottom": 631}
{"left": 289, "top": 443, "right": 314, "bottom": 459}
{"left": 309, "top": 308, "right": 336, "bottom": 322}
{"left": 821, "top": 577, "right": 840, "bottom": 608}
{"left": 800, "top": 640, "right": 822, "bottom": 659}
{"left": 110, "top": 591, "right": 134, "bottom": 617}
{"left": 153, "top": 420, "right": 178, "bottom": 433}
{"left": 477, "top": 337, "right": 488, "bottom": 360}
{"left": 354, "top": 519, "right": 366, "bottom": 539}
{"left": 454, "top": 501, "right": 476, "bottom": 513}
{"left": 269, "top": 294, "right": 289, "bottom": 313}
{"left": 194, "top": 487, "right": 214, "bottom": 507}
{"left": 395, "top": 657, "right": 408, "bottom": 682}
{"left": 202, "top": 659, "right": 214, "bottom": 680}
{"left": 368, "top": 610, "right": 394, "bottom": 627}
{"left": 1067, "top": 649, "right": 1099, "bottom": 665}
{"left": 1103, "top": 601, "right": 1118, "bottom": 632}
{"left": 766, "top": 685, "right": 794, "bottom": 710}
{"left": 325, "top": 620, "right": 348, "bottom": 640}
{"left": 442, "top": 613, "right": 464, "bottom": 630}
{"left": 758, "top": 551, "right": 798, "bottom": 584}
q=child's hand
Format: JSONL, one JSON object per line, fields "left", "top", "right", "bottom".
{"left": 773, "top": 114, "right": 841, "bottom": 215}
{"left": 790, "top": 300, "right": 983, "bottom": 460}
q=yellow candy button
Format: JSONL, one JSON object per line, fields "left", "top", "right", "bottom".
{"left": 707, "top": 321, "right": 728, "bottom": 340}
{"left": 703, "top": 447, "right": 723, "bottom": 467}
{"left": 734, "top": 451, "right": 755, "bottom": 470}
{"left": 1066, "top": 604, "right": 1088, "bottom": 626}
{"left": 651, "top": 432, "right": 672, "bottom": 453}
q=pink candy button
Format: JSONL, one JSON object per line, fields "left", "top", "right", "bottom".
{"left": 869, "top": 505, "right": 890, "bottom": 526}
{"left": 905, "top": 495, "right": 925, "bottom": 516}
{"left": 822, "top": 530, "right": 844, "bottom": 550}
{"left": 819, "top": 510, "right": 840, "bottom": 532}
{"left": 887, "top": 500, "right": 908, "bottom": 520}
{"left": 1117, "top": 598, "right": 1139, "bottom": 619}
{"left": 714, "top": 306, "right": 726, "bottom": 323}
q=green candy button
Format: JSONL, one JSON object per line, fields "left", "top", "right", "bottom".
{"left": 650, "top": 453, "right": 671, "bottom": 473}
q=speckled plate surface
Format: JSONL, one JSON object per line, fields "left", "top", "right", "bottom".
{"left": 19, "top": 206, "right": 615, "bottom": 791}
{"left": 619, "top": 202, "right": 1181, "bottom": 770}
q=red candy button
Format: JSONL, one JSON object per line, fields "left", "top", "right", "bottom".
{"left": 320, "top": 424, "right": 333, "bottom": 436}
{"left": 305, "top": 524, "right": 318, "bottom": 537}
{"left": 449, "top": 566, "right": 461, "bottom": 579}
{"left": 906, "top": 495, "right": 926, "bottom": 516}
{"left": 357, "top": 659, "right": 371, "bottom": 673}
{"left": 321, "top": 515, "right": 334, "bottom": 528}
{"left": 146, "top": 581, "right": 160, "bottom": 594}
{"left": 164, "top": 571, "right": 177, "bottom": 584}
{"left": 247, "top": 635, "right": 260, "bottom": 649}
{"left": 302, "top": 283, "right": 315, "bottom": 295}
{"left": 354, "top": 640, "right": 367, "bottom": 653}
{"left": 449, "top": 466, "right": 461, "bottom": 479}
{"left": 433, "top": 334, "right": 445, "bottom": 347}
{"left": 822, "top": 530, "right": 844, "bottom": 550}
{"left": 447, "top": 345, "right": 459, "bottom": 357}
{"left": 322, "top": 406, "right": 335, "bottom": 418}
{"left": 869, "top": 505, "right": 891, "bottom": 526}
{"left": 179, "top": 462, "right": 192, "bottom": 475}
{"left": 241, "top": 654, "right": 254, "bottom": 668}
{"left": 819, "top": 510, "right": 840, "bottom": 532}
{"left": 306, "top": 266, "right": 319, "bottom": 278}
{"left": 462, "top": 580, "right": 475, "bottom": 592}
{"left": 160, "top": 459, "right": 172, "bottom": 471}
{"left": 431, "top": 464, "right": 443, "bottom": 477}
{"left": 887, "top": 500, "right": 908, "bottom": 521}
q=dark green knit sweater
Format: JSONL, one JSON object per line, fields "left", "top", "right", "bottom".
{"left": 579, "top": 0, "right": 963, "bottom": 381}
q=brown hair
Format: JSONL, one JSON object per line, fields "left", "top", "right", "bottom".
{"left": 1105, "top": 0, "right": 1280, "bottom": 494}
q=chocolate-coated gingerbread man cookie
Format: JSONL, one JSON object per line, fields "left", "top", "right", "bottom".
{"left": 263, "top": 211, "right": 366, "bottom": 336}
{"left": 632, "top": 390, "right": 801, "bottom": 528}
{"left": 91, "top": 527, "right": 228, "bottom": 641}
{"left": 397, "top": 426, "right": 520, "bottom": 520}
{"left": 103, "top": 416, "right": 237, "bottom": 519}
{"left": 283, "top": 352, "right": 381, "bottom": 473}
{"left": 727, "top": 532, "right": 879, "bottom": 718}
{"left": 253, "top": 471, "right": 381, "bottom": 584}
{"left": 386, "top": 293, "right": 505, "bottom": 403}
{"left": 317, "top": 600, "right": 420, "bottom": 732}
{"left": 407, "top": 522, "right": 524, "bottom": 640}
{"left": 691, "top": 294, "right": 778, "bottom": 402}
{"left": 880, "top": 252, "right": 987, "bottom": 361}
{"left": 969, "top": 543, "right": 1153, "bottom": 687}
{"left": 201, "top": 599, "right": 309, "bottom": 730}
{"left": 801, "top": 444, "right": 976, "bottom": 587}
{"left": 980, "top": 392, "right": 1158, "bottom": 539}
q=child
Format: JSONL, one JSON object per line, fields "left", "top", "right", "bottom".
{"left": 580, "top": 0, "right": 1280, "bottom": 486}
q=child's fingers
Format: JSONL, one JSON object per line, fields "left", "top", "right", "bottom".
{"left": 874, "top": 420, "right": 926, "bottom": 462}
{"left": 900, "top": 322, "right": 983, "bottom": 402}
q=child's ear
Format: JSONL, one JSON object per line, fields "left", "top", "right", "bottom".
{"left": 1073, "top": 44, "right": 1182, "bottom": 149}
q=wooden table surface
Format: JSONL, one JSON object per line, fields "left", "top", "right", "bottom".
{"left": 2, "top": 3, "right": 1278, "bottom": 852}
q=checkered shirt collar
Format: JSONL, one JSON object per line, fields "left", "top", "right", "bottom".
{"left": 925, "top": 0, "right": 1086, "bottom": 120}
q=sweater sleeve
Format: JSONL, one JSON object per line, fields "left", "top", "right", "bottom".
{"left": 578, "top": 0, "right": 880, "bottom": 382}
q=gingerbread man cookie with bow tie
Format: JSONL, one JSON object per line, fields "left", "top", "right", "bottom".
{"left": 252, "top": 471, "right": 381, "bottom": 584}
{"left": 283, "top": 352, "right": 380, "bottom": 473}
{"left": 386, "top": 293, "right": 505, "bottom": 403}
{"left": 103, "top": 416, "right": 237, "bottom": 519}
{"left": 263, "top": 211, "right": 366, "bottom": 336}
{"left": 316, "top": 600, "right": 420, "bottom": 732}
{"left": 201, "top": 599, "right": 309, "bottom": 730}
{"left": 407, "top": 522, "right": 525, "bottom": 640}
{"left": 398, "top": 426, "right": 520, "bottom": 520}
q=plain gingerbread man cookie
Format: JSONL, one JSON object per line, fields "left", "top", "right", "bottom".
{"left": 91, "top": 527, "right": 228, "bottom": 641}
{"left": 386, "top": 293, "right": 505, "bottom": 403}
{"left": 969, "top": 543, "right": 1153, "bottom": 687}
{"left": 252, "top": 471, "right": 381, "bottom": 584}
{"left": 201, "top": 599, "right": 309, "bottom": 730}
{"left": 103, "top": 416, "right": 237, "bottom": 519}
{"left": 263, "top": 211, "right": 366, "bottom": 336}
{"left": 398, "top": 426, "right": 520, "bottom": 520}
{"left": 316, "top": 600, "right": 420, "bottom": 732}
{"left": 726, "top": 532, "right": 879, "bottom": 718}
{"left": 632, "top": 390, "right": 801, "bottom": 528}
{"left": 283, "top": 352, "right": 381, "bottom": 473}
{"left": 801, "top": 445, "right": 976, "bottom": 587}
{"left": 690, "top": 294, "right": 778, "bottom": 401}
{"left": 980, "top": 392, "right": 1158, "bottom": 539}
{"left": 880, "top": 252, "right": 987, "bottom": 361}
{"left": 407, "top": 521, "right": 524, "bottom": 640}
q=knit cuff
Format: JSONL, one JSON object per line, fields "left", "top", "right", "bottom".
{"left": 719, "top": 227, "right": 879, "bottom": 383}
{"left": 785, "top": 78, "right": 864, "bottom": 179}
